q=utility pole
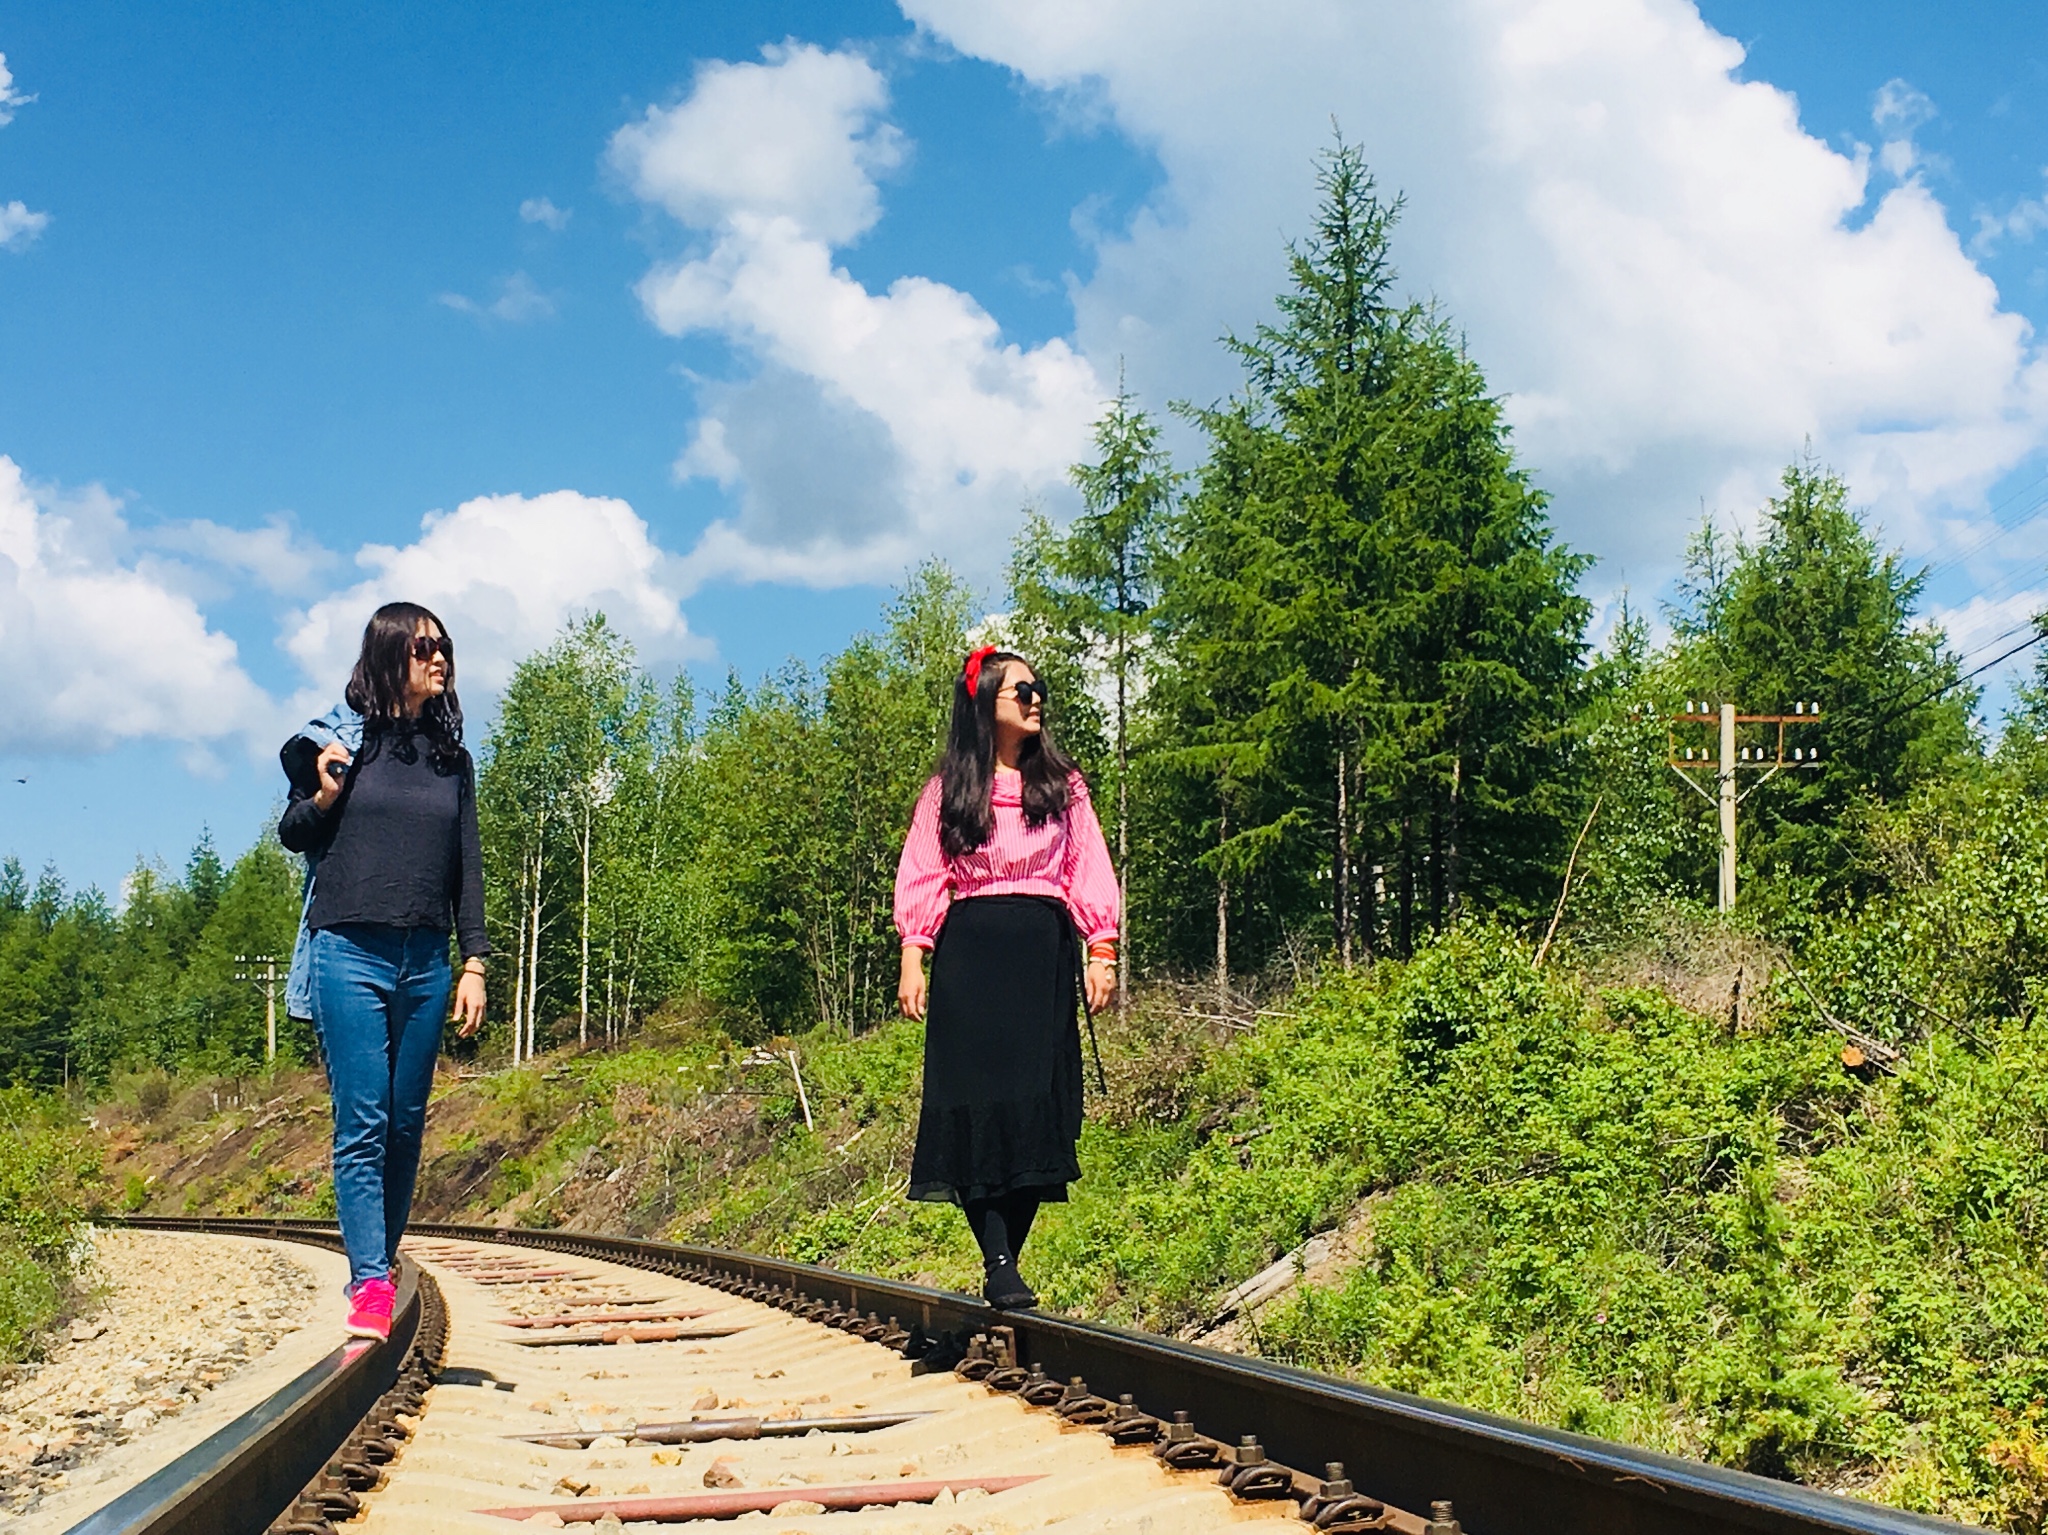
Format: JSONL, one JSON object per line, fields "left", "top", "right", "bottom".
{"left": 1717, "top": 703, "right": 1737, "bottom": 911}
{"left": 235, "top": 953, "right": 280, "bottom": 1063}
{"left": 1667, "top": 700, "right": 1824, "bottom": 911}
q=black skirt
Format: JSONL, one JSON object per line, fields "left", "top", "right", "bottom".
{"left": 909, "top": 895, "right": 1084, "bottom": 1205}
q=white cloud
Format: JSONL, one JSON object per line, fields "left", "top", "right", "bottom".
{"left": 1872, "top": 78, "right": 1937, "bottom": 180}
{"left": 0, "top": 457, "right": 270, "bottom": 754}
{"left": 1974, "top": 170, "right": 2048, "bottom": 257}
{"left": 611, "top": 42, "right": 906, "bottom": 246}
{"left": 0, "top": 53, "right": 31, "bottom": 126}
{"left": 0, "top": 200, "right": 47, "bottom": 251}
{"left": 145, "top": 514, "right": 336, "bottom": 596}
{"left": 0, "top": 451, "right": 713, "bottom": 764}
{"left": 519, "top": 195, "right": 571, "bottom": 231}
{"left": 1871, "top": 77, "right": 1936, "bottom": 136}
{"left": 902, "top": 0, "right": 2048, "bottom": 581}
{"left": 283, "top": 489, "right": 704, "bottom": 701}
{"left": 439, "top": 271, "right": 555, "bottom": 323}
{"left": 610, "top": 42, "right": 1105, "bottom": 587}
{"left": 0, "top": 54, "right": 48, "bottom": 249}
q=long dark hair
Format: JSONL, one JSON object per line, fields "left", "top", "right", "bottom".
{"left": 937, "top": 649, "right": 1076, "bottom": 857}
{"left": 344, "top": 601, "right": 466, "bottom": 772}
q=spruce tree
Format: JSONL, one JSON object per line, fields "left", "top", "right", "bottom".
{"left": 1156, "top": 135, "right": 1588, "bottom": 966}
{"left": 1008, "top": 380, "right": 1174, "bottom": 1008}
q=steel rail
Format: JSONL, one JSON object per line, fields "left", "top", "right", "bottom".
{"left": 61, "top": 1226, "right": 424, "bottom": 1535}
{"left": 103, "top": 1215, "right": 1971, "bottom": 1535}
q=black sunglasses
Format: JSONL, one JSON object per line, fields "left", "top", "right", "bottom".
{"left": 1010, "top": 679, "right": 1048, "bottom": 708}
{"left": 410, "top": 633, "right": 453, "bottom": 662}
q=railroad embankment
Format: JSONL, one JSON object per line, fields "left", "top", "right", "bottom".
{"left": 42, "top": 917, "right": 2048, "bottom": 1526}
{"left": 0, "top": 1228, "right": 342, "bottom": 1529}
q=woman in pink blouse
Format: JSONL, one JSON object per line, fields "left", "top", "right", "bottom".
{"left": 894, "top": 645, "right": 1118, "bottom": 1309}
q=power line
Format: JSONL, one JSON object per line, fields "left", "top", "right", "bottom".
{"left": 1916, "top": 472, "right": 2048, "bottom": 586}
{"left": 1800, "top": 588, "right": 2048, "bottom": 749}
{"left": 1924, "top": 557, "right": 2048, "bottom": 645}
{"left": 1836, "top": 627, "right": 2048, "bottom": 747}
{"left": 1946, "top": 618, "right": 2039, "bottom": 670}
{"left": 1927, "top": 630, "right": 2046, "bottom": 705}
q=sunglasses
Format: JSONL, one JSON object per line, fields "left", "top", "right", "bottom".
{"left": 410, "top": 633, "right": 453, "bottom": 663}
{"left": 1009, "top": 679, "right": 1048, "bottom": 708}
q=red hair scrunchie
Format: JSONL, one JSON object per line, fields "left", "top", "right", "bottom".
{"left": 962, "top": 644, "right": 998, "bottom": 697}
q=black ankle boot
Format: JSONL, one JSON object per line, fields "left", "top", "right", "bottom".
{"left": 983, "top": 1261, "right": 1038, "bottom": 1310}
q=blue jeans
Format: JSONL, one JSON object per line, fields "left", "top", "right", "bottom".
{"left": 308, "top": 925, "right": 451, "bottom": 1289}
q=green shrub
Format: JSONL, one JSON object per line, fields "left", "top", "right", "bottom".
{"left": 0, "top": 1237, "right": 64, "bottom": 1363}
{"left": 0, "top": 1088, "right": 103, "bottom": 1363}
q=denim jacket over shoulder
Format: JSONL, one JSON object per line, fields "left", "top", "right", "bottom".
{"left": 282, "top": 704, "right": 365, "bottom": 1020}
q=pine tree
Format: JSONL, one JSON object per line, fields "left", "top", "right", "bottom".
{"left": 1169, "top": 138, "right": 1410, "bottom": 966}
{"left": 1156, "top": 135, "right": 1589, "bottom": 966}
{"left": 1008, "top": 380, "right": 1174, "bottom": 1007}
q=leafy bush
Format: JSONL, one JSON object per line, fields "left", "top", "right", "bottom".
{"left": 1987, "top": 1406, "right": 2048, "bottom": 1535}
{"left": 0, "top": 1241, "right": 63, "bottom": 1365}
{"left": 0, "top": 1089, "right": 103, "bottom": 1361}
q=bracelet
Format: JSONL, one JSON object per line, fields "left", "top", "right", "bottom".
{"left": 461, "top": 960, "right": 486, "bottom": 976}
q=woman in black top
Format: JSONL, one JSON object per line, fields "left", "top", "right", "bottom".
{"left": 279, "top": 602, "right": 486, "bottom": 1339}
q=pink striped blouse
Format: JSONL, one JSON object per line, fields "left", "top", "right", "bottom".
{"left": 893, "top": 770, "right": 1120, "bottom": 950}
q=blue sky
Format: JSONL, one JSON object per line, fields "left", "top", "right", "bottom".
{"left": 1, "top": 0, "right": 2045, "bottom": 897}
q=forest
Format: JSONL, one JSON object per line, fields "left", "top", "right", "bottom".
{"left": 0, "top": 143, "right": 1981, "bottom": 1078}
{"left": 7, "top": 141, "right": 2048, "bottom": 1521}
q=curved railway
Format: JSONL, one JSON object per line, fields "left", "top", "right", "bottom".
{"left": 64, "top": 1217, "right": 1971, "bottom": 1535}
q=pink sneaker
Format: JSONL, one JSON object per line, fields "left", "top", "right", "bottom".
{"left": 345, "top": 1276, "right": 396, "bottom": 1341}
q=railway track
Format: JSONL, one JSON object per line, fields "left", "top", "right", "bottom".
{"left": 67, "top": 1217, "right": 1971, "bottom": 1535}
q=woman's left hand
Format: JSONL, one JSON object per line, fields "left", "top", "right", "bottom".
{"left": 452, "top": 970, "right": 486, "bottom": 1037}
{"left": 1084, "top": 957, "right": 1114, "bottom": 1014}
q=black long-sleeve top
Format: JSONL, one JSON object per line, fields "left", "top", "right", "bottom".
{"left": 279, "top": 725, "right": 489, "bottom": 960}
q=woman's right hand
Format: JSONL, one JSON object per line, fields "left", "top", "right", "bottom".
{"left": 897, "top": 947, "right": 927, "bottom": 1021}
{"left": 312, "top": 741, "right": 353, "bottom": 813}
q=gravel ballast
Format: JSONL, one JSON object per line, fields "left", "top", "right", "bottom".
{"left": 0, "top": 1227, "right": 349, "bottom": 1530}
